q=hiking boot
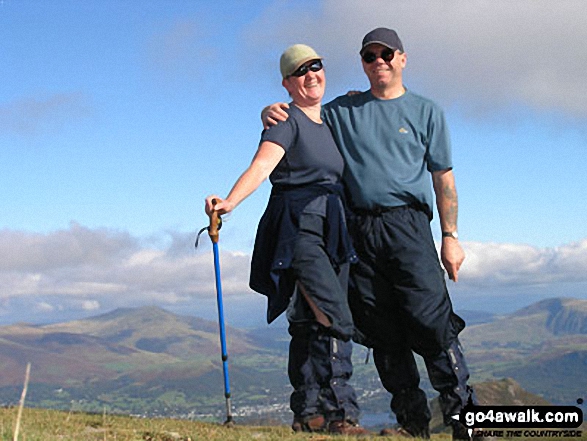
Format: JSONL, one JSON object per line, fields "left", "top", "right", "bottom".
{"left": 452, "top": 422, "right": 471, "bottom": 440}
{"left": 380, "top": 426, "right": 430, "bottom": 439}
{"left": 328, "top": 420, "right": 370, "bottom": 436}
{"left": 291, "top": 414, "right": 326, "bottom": 432}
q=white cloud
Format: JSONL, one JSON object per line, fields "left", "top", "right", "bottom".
{"left": 460, "top": 239, "right": 587, "bottom": 286}
{"left": 81, "top": 300, "right": 101, "bottom": 311}
{"left": 35, "top": 302, "right": 56, "bottom": 313}
{"left": 0, "top": 92, "right": 92, "bottom": 136}
{"left": 1, "top": 224, "right": 586, "bottom": 322}
{"left": 0, "top": 224, "right": 251, "bottom": 306}
{"left": 0, "top": 222, "right": 138, "bottom": 272}
{"left": 242, "top": 0, "right": 587, "bottom": 117}
{"left": 144, "top": 18, "right": 219, "bottom": 85}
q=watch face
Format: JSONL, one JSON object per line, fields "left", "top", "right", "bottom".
{"left": 443, "top": 231, "right": 458, "bottom": 239}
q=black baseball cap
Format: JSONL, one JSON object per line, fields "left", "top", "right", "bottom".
{"left": 360, "top": 27, "right": 404, "bottom": 54}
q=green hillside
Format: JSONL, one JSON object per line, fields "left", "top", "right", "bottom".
{"left": 459, "top": 297, "right": 587, "bottom": 403}
{"left": 43, "top": 306, "right": 257, "bottom": 357}
{"left": 0, "top": 298, "right": 585, "bottom": 424}
{"left": 0, "top": 307, "right": 289, "bottom": 419}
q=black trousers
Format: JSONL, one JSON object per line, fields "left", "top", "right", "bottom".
{"left": 347, "top": 206, "right": 475, "bottom": 429}
{"left": 288, "top": 324, "right": 360, "bottom": 423}
{"left": 287, "top": 212, "right": 360, "bottom": 422}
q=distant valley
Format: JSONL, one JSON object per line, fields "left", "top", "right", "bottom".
{"left": 459, "top": 297, "right": 587, "bottom": 404}
{"left": 0, "top": 297, "right": 585, "bottom": 427}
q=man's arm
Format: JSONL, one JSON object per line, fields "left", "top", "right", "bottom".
{"left": 432, "top": 169, "right": 465, "bottom": 282}
{"left": 261, "top": 103, "right": 290, "bottom": 129}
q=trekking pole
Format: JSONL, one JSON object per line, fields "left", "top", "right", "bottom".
{"left": 207, "top": 200, "right": 234, "bottom": 427}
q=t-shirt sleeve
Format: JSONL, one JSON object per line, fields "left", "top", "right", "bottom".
{"left": 260, "top": 115, "right": 297, "bottom": 152}
{"left": 426, "top": 105, "right": 453, "bottom": 172}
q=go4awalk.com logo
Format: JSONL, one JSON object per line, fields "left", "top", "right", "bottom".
{"left": 453, "top": 404, "right": 583, "bottom": 439}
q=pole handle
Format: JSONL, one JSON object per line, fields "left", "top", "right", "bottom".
{"left": 208, "top": 199, "right": 221, "bottom": 244}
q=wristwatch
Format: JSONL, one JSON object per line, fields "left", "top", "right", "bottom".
{"left": 442, "top": 231, "right": 459, "bottom": 240}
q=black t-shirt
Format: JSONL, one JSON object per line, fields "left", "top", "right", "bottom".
{"left": 260, "top": 104, "right": 344, "bottom": 186}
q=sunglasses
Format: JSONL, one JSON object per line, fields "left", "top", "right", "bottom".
{"left": 290, "top": 59, "right": 323, "bottom": 77}
{"left": 361, "top": 48, "right": 396, "bottom": 64}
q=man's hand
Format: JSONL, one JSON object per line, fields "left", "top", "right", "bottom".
{"left": 261, "top": 102, "right": 290, "bottom": 129}
{"left": 441, "top": 238, "right": 465, "bottom": 282}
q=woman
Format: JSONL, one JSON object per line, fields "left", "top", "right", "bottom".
{"left": 205, "top": 44, "right": 367, "bottom": 435}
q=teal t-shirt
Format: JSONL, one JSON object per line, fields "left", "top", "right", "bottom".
{"left": 322, "top": 89, "right": 452, "bottom": 213}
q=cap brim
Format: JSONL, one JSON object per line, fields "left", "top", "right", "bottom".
{"left": 360, "top": 41, "right": 397, "bottom": 54}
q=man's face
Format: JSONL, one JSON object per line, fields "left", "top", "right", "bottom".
{"left": 361, "top": 43, "right": 406, "bottom": 90}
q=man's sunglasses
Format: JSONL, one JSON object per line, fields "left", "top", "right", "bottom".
{"left": 361, "top": 48, "right": 396, "bottom": 64}
{"left": 290, "top": 59, "right": 323, "bottom": 77}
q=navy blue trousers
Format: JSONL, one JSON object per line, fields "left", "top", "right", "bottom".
{"left": 347, "top": 206, "right": 475, "bottom": 430}
{"left": 287, "top": 212, "right": 360, "bottom": 423}
{"left": 288, "top": 324, "right": 360, "bottom": 423}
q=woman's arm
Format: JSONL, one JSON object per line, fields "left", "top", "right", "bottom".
{"left": 205, "top": 141, "right": 285, "bottom": 215}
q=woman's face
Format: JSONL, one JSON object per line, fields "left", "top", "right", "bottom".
{"left": 282, "top": 59, "right": 325, "bottom": 106}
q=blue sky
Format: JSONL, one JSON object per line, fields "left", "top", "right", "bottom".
{"left": 1, "top": 0, "right": 587, "bottom": 326}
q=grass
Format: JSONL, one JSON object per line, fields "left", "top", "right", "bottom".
{"left": 0, "top": 407, "right": 428, "bottom": 441}
{"left": 1, "top": 407, "right": 585, "bottom": 441}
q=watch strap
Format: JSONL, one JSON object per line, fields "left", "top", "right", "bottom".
{"left": 442, "top": 231, "right": 458, "bottom": 239}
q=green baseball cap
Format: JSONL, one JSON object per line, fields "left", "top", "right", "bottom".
{"left": 280, "top": 44, "right": 322, "bottom": 79}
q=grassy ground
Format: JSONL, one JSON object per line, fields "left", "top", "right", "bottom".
{"left": 0, "top": 407, "right": 437, "bottom": 441}
{"left": 1, "top": 407, "right": 585, "bottom": 440}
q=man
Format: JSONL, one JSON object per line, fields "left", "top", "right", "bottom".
{"left": 263, "top": 28, "right": 476, "bottom": 439}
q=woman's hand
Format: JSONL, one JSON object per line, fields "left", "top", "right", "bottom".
{"left": 205, "top": 195, "right": 235, "bottom": 217}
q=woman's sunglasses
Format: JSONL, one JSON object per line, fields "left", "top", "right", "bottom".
{"left": 361, "top": 48, "right": 396, "bottom": 64}
{"left": 290, "top": 60, "right": 323, "bottom": 77}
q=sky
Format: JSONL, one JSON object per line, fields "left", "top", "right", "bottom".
{"left": 1, "top": 0, "right": 587, "bottom": 327}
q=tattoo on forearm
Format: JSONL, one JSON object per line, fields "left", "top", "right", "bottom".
{"left": 443, "top": 185, "right": 458, "bottom": 230}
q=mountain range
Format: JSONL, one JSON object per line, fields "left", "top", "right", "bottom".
{"left": 459, "top": 297, "right": 587, "bottom": 404}
{"left": 0, "top": 306, "right": 256, "bottom": 385}
{"left": 0, "top": 297, "right": 585, "bottom": 424}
